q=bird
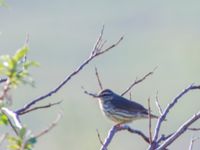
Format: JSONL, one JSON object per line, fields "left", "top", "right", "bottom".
{"left": 97, "top": 89, "right": 159, "bottom": 125}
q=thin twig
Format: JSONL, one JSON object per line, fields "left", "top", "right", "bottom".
{"left": 95, "top": 67, "right": 103, "bottom": 90}
{"left": 189, "top": 136, "right": 200, "bottom": 150}
{"left": 187, "top": 127, "right": 200, "bottom": 131}
{"left": 149, "top": 84, "right": 200, "bottom": 150}
{"left": 15, "top": 27, "right": 123, "bottom": 115}
{"left": 0, "top": 78, "right": 7, "bottom": 84}
{"left": 96, "top": 129, "right": 104, "bottom": 146}
{"left": 155, "top": 91, "right": 163, "bottom": 115}
{"left": 129, "top": 92, "right": 132, "bottom": 100}
{"left": 148, "top": 98, "right": 152, "bottom": 144}
{"left": 82, "top": 88, "right": 99, "bottom": 98}
{"left": 121, "top": 67, "right": 157, "bottom": 96}
{"left": 93, "top": 25, "right": 104, "bottom": 54}
{"left": 125, "top": 125, "right": 150, "bottom": 144}
{"left": 19, "top": 101, "right": 62, "bottom": 115}
{"left": 6, "top": 115, "right": 18, "bottom": 136}
{"left": 157, "top": 111, "right": 200, "bottom": 150}
{"left": 157, "top": 133, "right": 174, "bottom": 143}
{"left": 34, "top": 113, "right": 62, "bottom": 139}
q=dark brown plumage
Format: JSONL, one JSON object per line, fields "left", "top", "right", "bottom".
{"left": 98, "top": 89, "right": 158, "bottom": 124}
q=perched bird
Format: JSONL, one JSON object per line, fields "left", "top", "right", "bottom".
{"left": 97, "top": 89, "right": 159, "bottom": 124}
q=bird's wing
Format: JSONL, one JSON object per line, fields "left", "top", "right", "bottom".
{"left": 111, "top": 94, "right": 148, "bottom": 114}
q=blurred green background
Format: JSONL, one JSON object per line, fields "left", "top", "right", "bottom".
{"left": 1, "top": 0, "right": 200, "bottom": 149}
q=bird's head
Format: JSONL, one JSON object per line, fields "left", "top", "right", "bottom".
{"left": 97, "top": 89, "right": 114, "bottom": 101}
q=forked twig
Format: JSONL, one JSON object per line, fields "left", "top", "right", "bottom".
{"left": 149, "top": 84, "right": 200, "bottom": 150}
{"left": 189, "top": 136, "right": 200, "bottom": 150}
{"left": 101, "top": 125, "right": 150, "bottom": 150}
{"left": 15, "top": 26, "right": 123, "bottom": 115}
{"left": 19, "top": 101, "right": 62, "bottom": 115}
{"left": 121, "top": 67, "right": 157, "bottom": 96}
{"left": 157, "top": 111, "right": 200, "bottom": 150}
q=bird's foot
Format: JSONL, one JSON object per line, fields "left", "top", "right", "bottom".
{"left": 114, "top": 124, "right": 124, "bottom": 130}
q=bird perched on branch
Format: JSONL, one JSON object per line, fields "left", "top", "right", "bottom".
{"left": 96, "top": 89, "right": 159, "bottom": 124}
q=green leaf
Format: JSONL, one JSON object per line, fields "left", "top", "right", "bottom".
{"left": 7, "top": 135, "right": 23, "bottom": 150}
{"left": 0, "top": 113, "right": 8, "bottom": 125}
{"left": 19, "top": 127, "right": 27, "bottom": 139}
{"left": 13, "top": 46, "right": 28, "bottom": 62}
{"left": 23, "top": 60, "right": 40, "bottom": 69}
{"left": 0, "top": 62, "right": 3, "bottom": 72}
{"left": 27, "top": 137, "right": 37, "bottom": 145}
{"left": 0, "top": 43, "right": 39, "bottom": 89}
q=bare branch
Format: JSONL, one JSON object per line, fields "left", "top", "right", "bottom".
{"left": 82, "top": 88, "right": 99, "bottom": 98}
{"left": 15, "top": 27, "right": 123, "bottom": 115}
{"left": 155, "top": 91, "right": 163, "bottom": 115}
{"left": 157, "top": 111, "right": 200, "bottom": 150}
{"left": 157, "top": 133, "right": 174, "bottom": 143}
{"left": 187, "top": 127, "right": 200, "bottom": 131}
{"left": 19, "top": 101, "right": 62, "bottom": 115}
{"left": 125, "top": 125, "right": 150, "bottom": 144}
{"left": 101, "top": 125, "right": 116, "bottom": 150}
{"left": 150, "top": 84, "right": 200, "bottom": 150}
{"left": 34, "top": 113, "right": 62, "bottom": 139}
{"left": 95, "top": 67, "right": 103, "bottom": 90}
{"left": 121, "top": 67, "right": 157, "bottom": 96}
{"left": 93, "top": 36, "right": 123, "bottom": 57}
{"left": 148, "top": 98, "right": 152, "bottom": 144}
{"left": 92, "top": 25, "right": 104, "bottom": 54}
{"left": 1, "top": 107, "right": 22, "bottom": 133}
{"left": 8, "top": 119, "right": 19, "bottom": 136}
{"left": 189, "top": 136, "right": 200, "bottom": 150}
{"left": 101, "top": 125, "right": 150, "bottom": 150}
{"left": 0, "top": 78, "right": 7, "bottom": 84}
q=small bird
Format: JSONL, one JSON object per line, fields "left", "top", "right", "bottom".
{"left": 97, "top": 89, "right": 159, "bottom": 125}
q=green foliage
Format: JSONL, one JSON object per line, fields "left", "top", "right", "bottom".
{"left": 0, "top": 112, "right": 8, "bottom": 125}
{"left": 0, "top": 0, "right": 7, "bottom": 7}
{"left": 7, "top": 128, "right": 37, "bottom": 150}
{"left": 0, "top": 46, "right": 39, "bottom": 87}
{"left": 0, "top": 45, "right": 39, "bottom": 150}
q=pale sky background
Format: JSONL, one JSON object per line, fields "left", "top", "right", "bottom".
{"left": 1, "top": 1, "right": 200, "bottom": 150}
